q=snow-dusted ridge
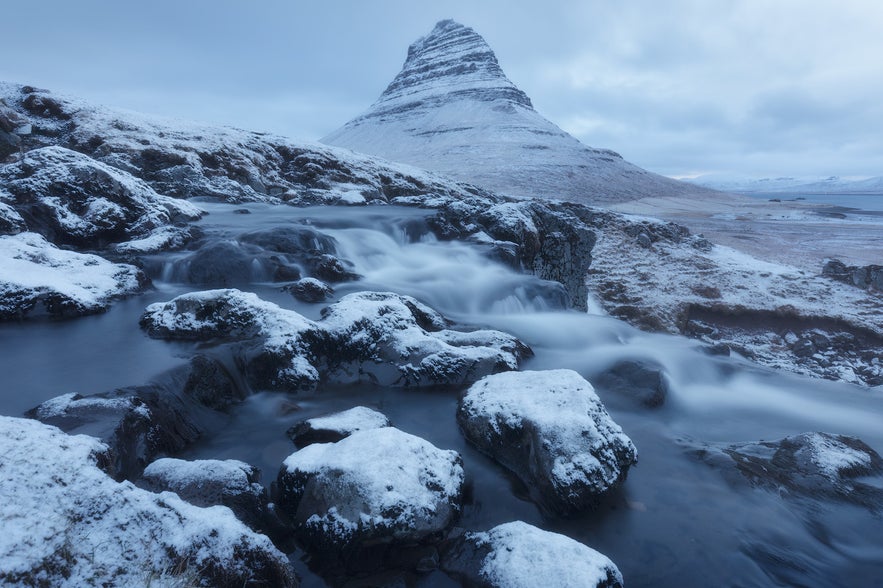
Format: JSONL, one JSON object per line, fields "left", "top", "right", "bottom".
{"left": 323, "top": 20, "right": 719, "bottom": 205}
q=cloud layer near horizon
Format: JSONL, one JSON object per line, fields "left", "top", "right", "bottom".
{"left": 2, "top": 0, "right": 881, "bottom": 180}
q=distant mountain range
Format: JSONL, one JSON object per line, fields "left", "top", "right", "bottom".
{"left": 323, "top": 20, "right": 716, "bottom": 206}
{"left": 688, "top": 174, "right": 883, "bottom": 195}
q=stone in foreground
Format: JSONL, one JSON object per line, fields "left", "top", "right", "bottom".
{"left": 458, "top": 369, "right": 637, "bottom": 514}
{"left": 0, "top": 416, "right": 295, "bottom": 587}
{"left": 287, "top": 406, "right": 391, "bottom": 448}
{"left": 276, "top": 427, "right": 463, "bottom": 569}
{"left": 0, "top": 232, "right": 145, "bottom": 320}
{"left": 142, "top": 458, "right": 274, "bottom": 534}
{"left": 442, "top": 521, "right": 623, "bottom": 588}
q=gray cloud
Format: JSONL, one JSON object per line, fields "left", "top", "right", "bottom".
{"left": 2, "top": 0, "right": 881, "bottom": 179}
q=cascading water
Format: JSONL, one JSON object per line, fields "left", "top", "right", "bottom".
{"left": 2, "top": 201, "right": 881, "bottom": 587}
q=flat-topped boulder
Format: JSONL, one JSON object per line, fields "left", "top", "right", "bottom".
{"left": 140, "top": 289, "right": 530, "bottom": 391}
{"left": 458, "top": 369, "right": 637, "bottom": 514}
{"left": 442, "top": 521, "right": 623, "bottom": 587}
{"left": 276, "top": 427, "right": 464, "bottom": 572}
{"left": 0, "top": 416, "right": 295, "bottom": 587}
{"left": 287, "top": 406, "right": 391, "bottom": 447}
{"left": 0, "top": 232, "right": 145, "bottom": 320}
{"left": 141, "top": 458, "right": 273, "bottom": 534}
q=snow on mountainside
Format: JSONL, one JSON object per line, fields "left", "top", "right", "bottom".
{"left": 323, "top": 19, "right": 718, "bottom": 205}
{"left": 691, "top": 174, "right": 883, "bottom": 194}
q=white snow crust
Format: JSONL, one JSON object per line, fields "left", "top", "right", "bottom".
{"left": 0, "top": 416, "right": 288, "bottom": 587}
{"left": 461, "top": 369, "right": 637, "bottom": 493}
{"left": 0, "top": 232, "right": 143, "bottom": 316}
{"left": 471, "top": 521, "right": 623, "bottom": 588}
{"left": 302, "top": 406, "right": 391, "bottom": 436}
{"left": 281, "top": 427, "right": 463, "bottom": 541}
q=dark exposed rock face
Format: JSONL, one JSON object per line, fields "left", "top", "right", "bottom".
{"left": 441, "top": 521, "right": 624, "bottom": 588}
{"left": 141, "top": 289, "right": 531, "bottom": 392}
{"left": 691, "top": 432, "right": 883, "bottom": 509}
{"left": 595, "top": 359, "right": 670, "bottom": 408}
{"left": 27, "top": 355, "right": 245, "bottom": 479}
{"left": 285, "top": 277, "right": 334, "bottom": 303}
{"left": 823, "top": 259, "right": 883, "bottom": 291}
{"left": 275, "top": 427, "right": 464, "bottom": 575}
{"left": 457, "top": 370, "right": 638, "bottom": 515}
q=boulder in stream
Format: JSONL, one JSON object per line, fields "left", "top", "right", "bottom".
{"left": 287, "top": 406, "right": 391, "bottom": 448}
{"left": 458, "top": 369, "right": 637, "bottom": 514}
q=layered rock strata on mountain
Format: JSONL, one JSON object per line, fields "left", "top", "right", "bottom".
{"left": 323, "top": 20, "right": 715, "bottom": 205}
{"left": 0, "top": 416, "right": 296, "bottom": 587}
{"left": 140, "top": 289, "right": 531, "bottom": 391}
{"left": 458, "top": 369, "right": 638, "bottom": 514}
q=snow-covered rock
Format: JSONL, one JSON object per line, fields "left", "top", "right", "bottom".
{"left": 0, "top": 82, "right": 494, "bottom": 207}
{"left": 140, "top": 289, "right": 530, "bottom": 391}
{"left": 287, "top": 406, "right": 391, "bottom": 447}
{"left": 585, "top": 209, "right": 883, "bottom": 386}
{"left": 27, "top": 355, "right": 245, "bottom": 478}
{"left": 142, "top": 458, "right": 273, "bottom": 534}
{"left": 691, "top": 432, "right": 883, "bottom": 509}
{"left": 822, "top": 259, "right": 883, "bottom": 291}
{"left": 0, "top": 416, "right": 295, "bottom": 587}
{"left": 323, "top": 19, "right": 717, "bottom": 206}
{"left": 442, "top": 521, "right": 623, "bottom": 588}
{"left": 0, "top": 145, "right": 202, "bottom": 248}
{"left": 458, "top": 369, "right": 637, "bottom": 514}
{"left": 276, "top": 427, "right": 463, "bottom": 562}
{"left": 0, "top": 232, "right": 145, "bottom": 320}
{"left": 285, "top": 277, "right": 334, "bottom": 303}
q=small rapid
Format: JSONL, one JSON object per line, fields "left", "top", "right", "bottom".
{"left": 2, "top": 201, "right": 881, "bottom": 587}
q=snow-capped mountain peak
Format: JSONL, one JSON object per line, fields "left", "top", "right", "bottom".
{"left": 323, "top": 20, "right": 716, "bottom": 205}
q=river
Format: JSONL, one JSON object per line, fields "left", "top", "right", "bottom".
{"left": 1, "top": 202, "right": 881, "bottom": 587}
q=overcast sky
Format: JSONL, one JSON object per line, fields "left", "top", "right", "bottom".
{"left": 2, "top": 0, "right": 881, "bottom": 180}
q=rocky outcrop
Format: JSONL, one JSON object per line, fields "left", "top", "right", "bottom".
{"left": 0, "top": 231, "right": 146, "bottom": 320}
{"left": 27, "top": 355, "right": 245, "bottom": 479}
{"left": 691, "top": 432, "right": 883, "bottom": 509}
{"left": 0, "top": 145, "right": 202, "bottom": 249}
{"left": 276, "top": 427, "right": 464, "bottom": 574}
{"left": 458, "top": 369, "right": 637, "bottom": 514}
{"left": 441, "top": 521, "right": 623, "bottom": 588}
{"left": 140, "top": 289, "right": 530, "bottom": 391}
{"left": 141, "top": 458, "right": 275, "bottom": 535}
{"left": 822, "top": 259, "right": 883, "bottom": 291}
{"left": 0, "top": 416, "right": 296, "bottom": 587}
{"left": 323, "top": 20, "right": 717, "bottom": 205}
{"left": 287, "top": 406, "right": 391, "bottom": 448}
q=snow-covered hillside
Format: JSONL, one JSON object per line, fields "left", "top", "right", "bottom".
{"left": 691, "top": 174, "right": 883, "bottom": 194}
{"left": 323, "top": 20, "right": 718, "bottom": 205}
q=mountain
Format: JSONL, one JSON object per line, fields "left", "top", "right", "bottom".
{"left": 691, "top": 174, "right": 883, "bottom": 194}
{"left": 322, "top": 19, "right": 716, "bottom": 205}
